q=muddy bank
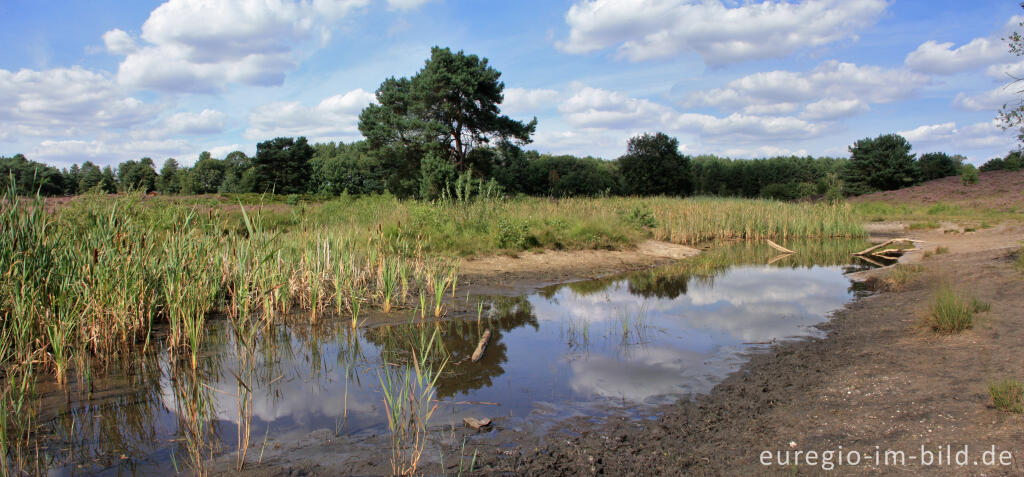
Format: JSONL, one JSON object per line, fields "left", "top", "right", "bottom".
{"left": 459, "top": 240, "right": 701, "bottom": 296}
{"left": 474, "top": 227, "right": 1024, "bottom": 476}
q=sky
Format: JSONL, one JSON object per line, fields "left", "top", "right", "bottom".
{"left": 2, "top": 0, "right": 1023, "bottom": 169}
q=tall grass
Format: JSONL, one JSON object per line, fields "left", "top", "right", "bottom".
{"left": 988, "top": 379, "right": 1024, "bottom": 413}
{"left": 929, "top": 286, "right": 975, "bottom": 333}
{"left": 378, "top": 327, "right": 449, "bottom": 476}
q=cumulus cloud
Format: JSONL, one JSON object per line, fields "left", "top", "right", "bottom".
{"left": 102, "top": 29, "right": 136, "bottom": 55}
{"left": 559, "top": 85, "right": 826, "bottom": 143}
{"left": 30, "top": 138, "right": 195, "bottom": 166}
{"left": 161, "top": 109, "right": 227, "bottom": 135}
{"left": 800, "top": 98, "right": 869, "bottom": 120}
{"left": 953, "top": 86, "right": 1018, "bottom": 111}
{"left": 557, "top": 0, "right": 887, "bottom": 65}
{"left": 244, "top": 88, "right": 376, "bottom": 141}
{"left": 899, "top": 119, "right": 1015, "bottom": 152}
{"left": 502, "top": 88, "right": 560, "bottom": 114}
{"left": 558, "top": 85, "right": 674, "bottom": 129}
{"left": 0, "top": 67, "right": 159, "bottom": 140}
{"left": 905, "top": 16, "right": 1024, "bottom": 75}
{"left": 905, "top": 39, "right": 1005, "bottom": 75}
{"left": 106, "top": 0, "right": 378, "bottom": 92}
{"left": 686, "top": 60, "right": 928, "bottom": 111}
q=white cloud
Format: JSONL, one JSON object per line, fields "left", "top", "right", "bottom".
{"left": 558, "top": 0, "right": 887, "bottom": 65}
{"left": 800, "top": 98, "right": 869, "bottom": 120}
{"left": 384, "top": 0, "right": 433, "bottom": 10}
{"left": 905, "top": 39, "right": 1005, "bottom": 75}
{"left": 742, "top": 103, "right": 800, "bottom": 115}
{"left": 686, "top": 60, "right": 927, "bottom": 111}
{"left": 502, "top": 88, "right": 560, "bottom": 114}
{"left": 719, "top": 145, "right": 809, "bottom": 158}
{"left": 206, "top": 144, "right": 251, "bottom": 159}
{"left": 161, "top": 109, "right": 227, "bottom": 135}
{"left": 905, "top": 16, "right": 1023, "bottom": 75}
{"left": 30, "top": 138, "right": 195, "bottom": 167}
{"left": 109, "top": 0, "right": 376, "bottom": 92}
{"left": 898, "top": 119, "right": 1015, "bottom": 153}
{"left": 245, "top": 88, "right": 376, "bottom": 141}
{"left": 0, "top": 67, "right": 159, "bottom": 140}
{"left": 557, "top": 85, "right": 827, "bottom": 145}
{"left": 531, "top": 128, "right": 635, "bottom": 158}
{"left": 986, "top": 61, "right": 1024, "bottom": 80}
{"left": 102, "top": 29, "right": 136, "bottom": 55}
{"left": 953, "top": 86, "right": 1018, "bottom": 111}
{"left": 670, "top": 112, "right": 824, "bottom": 141}
{"left": 559, "top": 85, "right": 674, "bottom": 129}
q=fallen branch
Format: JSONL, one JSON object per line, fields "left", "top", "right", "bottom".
{"left": 853, "top": 238, "right": 923, "bottom": 256}
{"left": 766, "top": 239, "right": 796, "bottom": 254}
{"left": 854, "top": 254, "right": 885, "bottom": 267}
{"left": 471, "top": 330, "right": 491, "bottom": 363}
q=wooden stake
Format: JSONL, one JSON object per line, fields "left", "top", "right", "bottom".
{"left": 471, "top": 329, "right": 491, "bottom": 363}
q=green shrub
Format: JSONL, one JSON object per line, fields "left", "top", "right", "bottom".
{"left": 622, "top": 204, "right": 657, "bottom": 229}
{"left": 988, "top": 379, "right": 1024, "bottom": 413}
{"left": 961, "top": 164, "right": 979, "bottom": 185}
{"left": 929, "top": 286, "right": 974, "bottom": 333}
{"left": 495, "top": 218, "right": 534, "bottom": 250}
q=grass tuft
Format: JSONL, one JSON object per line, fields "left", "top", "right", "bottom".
{"left": 988, "top": 379, "right": 1024, "bottom": 413}
{"left": 877, "top": 264, "right": 923, "bottom": 291}
{"left": 928, "top": 286, "right": 974, "bottom": 333}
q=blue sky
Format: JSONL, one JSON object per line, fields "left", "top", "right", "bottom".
{"left": 2, "top": 0, "right": 1022, "bottom": 168}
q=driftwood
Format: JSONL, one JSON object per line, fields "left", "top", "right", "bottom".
{"left": 766, "top": 239, "right": 796, "bottom": 254}
{"left": 471, "top": 330, "right": 491, "bottom": 363}
{"left": 854, "top": 254, "right": 885, "bottom": 267}
{"left": 463, "top": 417, "right": 492, "bottom": 429}
{"left": 853, "top": 238, "right": 923, "bottom": 256}
{"left": 766, "top": 254, "right": 792, "bottom": 265}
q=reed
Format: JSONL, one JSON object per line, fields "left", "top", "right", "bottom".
{"left": 378, "top": 327, "right": 449, "bottom": 476}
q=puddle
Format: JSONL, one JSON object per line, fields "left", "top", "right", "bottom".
{"left": 14, "top": 239, "right": 879, "bottom": 475}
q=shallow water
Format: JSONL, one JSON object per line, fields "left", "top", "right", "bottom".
{"left": 14, "top": 240, "right": 878, "bottom": 475}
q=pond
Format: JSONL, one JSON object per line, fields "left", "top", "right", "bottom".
{"left": 13, "top": 240, "right": 879, "bottom": 475}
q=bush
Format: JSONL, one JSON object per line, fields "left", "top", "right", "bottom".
{"left": 988, "top": 379, "right": 1024, "bottom": 413}
{"left": 622, "top": 204, "right": 658, "bottom": 229}
{"left": 495, "top": 218, "right": 535, "bottom": 250}
{"left": 928, "top": 286, "right": 974, "bottom": 333}
{"left": 961, "top": 164, "right": 979, "bottom": 185}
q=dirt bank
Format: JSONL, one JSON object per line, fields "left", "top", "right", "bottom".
{"left": 473, "top": 224, "right": 1024, "bottom": 476}
{"left": 458, "top": 239, "right": 701, "bottom": 296}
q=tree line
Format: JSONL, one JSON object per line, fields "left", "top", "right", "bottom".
{"left": 1, "top": 47, "right": 1011, "bottom": 201}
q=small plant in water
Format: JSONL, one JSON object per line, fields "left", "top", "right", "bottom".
{"left": 378, "top": 328, "right": 449, "bottom": 476}
{"left": 988, "top": 379, "right": 1024, "bottom": 413}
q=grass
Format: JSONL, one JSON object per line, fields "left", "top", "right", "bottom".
{"left": 928, "top": 285, "right": 978, "bottom": 333}
{"left": 378, "top": 327, "right": 449, "bottom": 476}
{"left": 908, "top": 221, "right": 940, "bottom": 230}
{"left": 851, "top": 200, "right": 1022, "bottom": 225}
{"left": 988, "top": 379, "right": 1024, "bottom": 413}
{"left": 876, "top": 264, "right": 923, "bottom": 291}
